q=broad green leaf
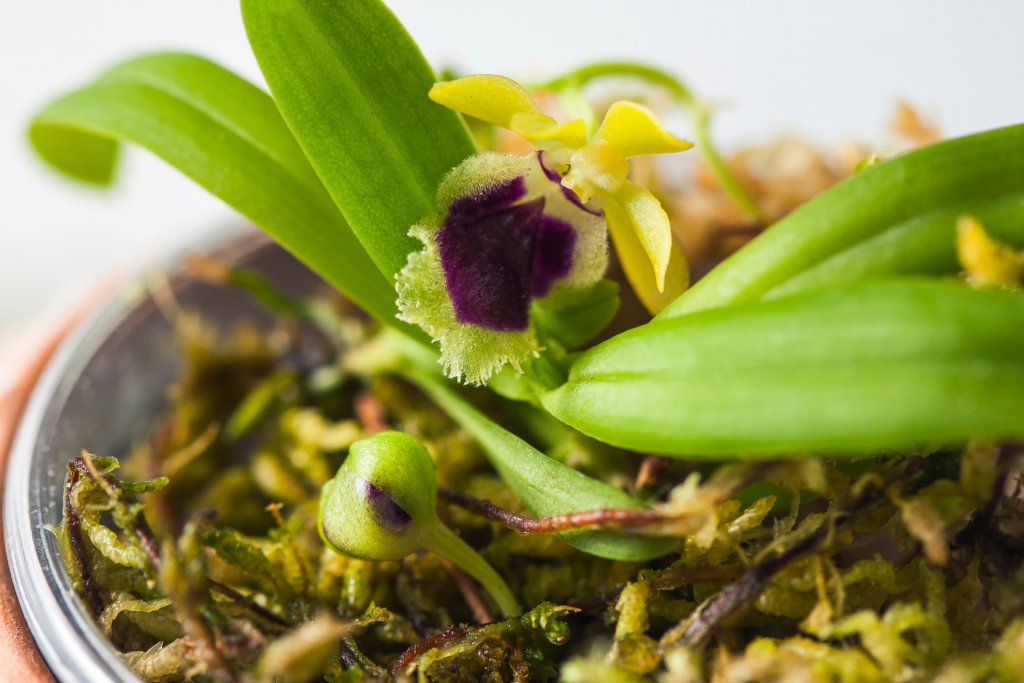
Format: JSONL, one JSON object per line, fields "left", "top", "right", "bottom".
{"left": 30, "top": 124, "right": 118, "bottom": 185}
{"left": 241, "top": 0, "right": 477, "bottom": 283}
{"left": 544, "top": 280, "right": 1024, "bottom": 457}
{"left": 661, "top": 125, "right": 1024, "bottom": 317}
{"left": 29, "top": 52, "right": 397, "bottom": 325}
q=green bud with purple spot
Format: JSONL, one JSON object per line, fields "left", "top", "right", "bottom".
{"left": 318, "top": 431, "right": 521, "bottom": 616}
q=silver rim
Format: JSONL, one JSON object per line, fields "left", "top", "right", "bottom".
{"left": 5, "top": 278, "right": 143, "bottom": 681}
{"left": 3, "top": 225, "right": 263, "bottom": 682}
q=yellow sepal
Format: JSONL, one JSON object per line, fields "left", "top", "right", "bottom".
{"left": 608, "top": 181, "right": 673, "bottom": 291}
{"left": 594, "top": 101, "right": 693, "bottom": 158}
{"left": 605, "top": 194, "right": 688, "bottom": 314}
{"left": 510, "top": 112, "right": 588, "bottom": 148}
{"left": 429, "top": 74, "right": 542, "bottom": 130}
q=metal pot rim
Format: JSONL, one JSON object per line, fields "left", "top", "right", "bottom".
{"left": 3, "top": 224, "right": 266, "bottom": 682}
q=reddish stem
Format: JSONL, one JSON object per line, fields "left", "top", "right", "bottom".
{"left": 441, "top": 559, "right": 496, "bottom": 625}
{"left": 392, "top": 624, "right": 469, "bottom": 678}
{"left": 438, "top": 487, "right": 660, "bottom": 533}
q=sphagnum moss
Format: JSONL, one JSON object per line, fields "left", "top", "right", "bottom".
{"left": 58, "top": 262, "right": 1024, "bottom": 681}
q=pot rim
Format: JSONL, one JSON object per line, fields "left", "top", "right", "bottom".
{"left": 3, "top": 224, "right": 263, "bottom": 682}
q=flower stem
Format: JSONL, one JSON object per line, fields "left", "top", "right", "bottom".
{"left": 425, "top": 522, "right": 521, "bottom": 617}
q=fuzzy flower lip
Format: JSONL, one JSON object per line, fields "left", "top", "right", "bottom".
{"left": 396, "top": 151, "right": 608, "bottom": 384}
{"left": 429, "top": 74, "right": 692, "bottom": 293}
{"left": 438, "top": 174, "right": 579, "bottom": 332}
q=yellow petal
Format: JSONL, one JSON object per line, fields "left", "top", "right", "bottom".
{"left": 594, "top": 101, "right": 693, "bottom": 157}
{"left": 609, "top": 182, "right": 673, "bottom": 291}
{"left": 562, "top": 140, "right": 630, "bottom": 203}
{"left": 510, "top": 113, "right": 588, "bottom": 148}
{"left": 429, "top": 74, "right": 543, "bottom": 130}
{"left": 604, "top": 195, "right": 688, "bottom": 314}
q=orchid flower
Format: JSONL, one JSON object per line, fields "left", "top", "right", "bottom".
{"left": 396, "top": 74, "right": 692, "bottom": 385}
{"left": 430, "top": 75, "right": 692, "bottom": 308}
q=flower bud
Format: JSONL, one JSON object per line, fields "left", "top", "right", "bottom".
{"left": 318, "top": 431, "right": 435, "bottom": 561}
{"left": 318, "top": 431, "right": 521, "bottom": 615}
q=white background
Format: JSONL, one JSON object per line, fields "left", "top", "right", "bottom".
{"left": 2, "top": 1, "right": 1023, "bottom": 331}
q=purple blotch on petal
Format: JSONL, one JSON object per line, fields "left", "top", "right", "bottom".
{"left": 537, "top": 150, "right": 562, "bottom": 182}
{"left": 536, "top": 151, "right": 602, "bottom": 217}
{"left": 360, "top": 478, "right": 412, "bottom": 533}
{"left": 561, "top": 186, "right": 603, "bottom": 216}
{"left": 439, "top": 198, "right": 545, "bottom": 331}
{"left": 531, "top": 216, "right": 577, "bottom": 298}
{"left": 448, "top": 176, "right": 526, "bottom": 224}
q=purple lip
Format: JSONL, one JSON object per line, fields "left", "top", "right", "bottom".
{"left": 448, "top": 175, "right": 527, "bottom": 223}
{"left": 438, "top": 175, "right": 578, "bottom": 331}
{"left": 531, "top": 216, "right": 576, "bottom": 298}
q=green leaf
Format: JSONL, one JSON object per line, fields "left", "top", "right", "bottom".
{"left": 661, "top": 125, "right": 1024, "bottom": 317}
{"left": 30, "top": 124, "right": 119, "bottom": 185}
{"left": 28, "top": 52, "right": 397, "bottom": 326}
{"left": 357, "top": 331, "right": 675, "bottom": 561}
{"left": 544, "top": 280, "right": 1024, "bottom": 458}
{"left": 406, "top": 366, "right": 676, "bottom": 561}
{"left": 766, "top": 195, "right": 1024, "bottom": 300}
{"left": 241, "top": 0, "right": 477, "bottom": 283}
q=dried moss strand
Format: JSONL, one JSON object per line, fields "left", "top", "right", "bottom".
{"left": 208, "top": 579, "right": 290, "bottom": 630}
{"left": 668, "top": 476, "right": 888, "bottom": 648}
{"left": 646, "top": 565, "right": 747, "bottom": 590}
{"left": 677, "top": 519, "right": 830, "bottom": 648}
{"left": 391, "top": 624, "right": 469, "bottom": 678}
{"left": 62, "top": 463, "right": 103, "bottom": 618}
{"left": 161, "top": 540, "right": 238, "bottom": 681}
{"left": 635, "top": 455, "right": 672, "bottom": 490}
{"left": 950, "top": 442, "right": 1019, "bottom": 548}
{"left": 339, "top": 637, "right": 387, "bottom": 677}
{"left": 441, "top": 559, "right": 497, "bottom": 624}
{"left": 354, "top": 391, "right": 391, "bottom": 433}
{"left": 70, "top": 454, "right": 163, "bottom": 570}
